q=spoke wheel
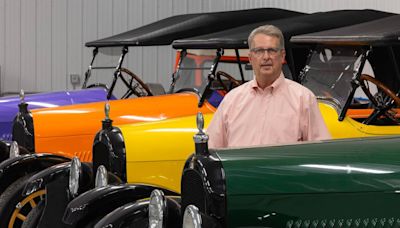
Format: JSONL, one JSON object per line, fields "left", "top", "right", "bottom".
{"left": 9, "top": 190, "right": 46, "bottom": 228}
{"left": 119, "top": 68, "right": 153, "bottom": 98}
{"left": 0, "top": 174, "right": 45, "bottom": 228}
{"left": 359, "top": 74, "right": 400, "bottom": 125}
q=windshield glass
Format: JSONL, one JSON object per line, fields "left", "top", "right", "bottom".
{"left": 86, "top": 47, "right": 139, "bottom": 98}
{"left": 301, "top": 46, "right": 363, "bottom": 109}
{"left": 171, "top": 49, "right": 252, "bottom": 95}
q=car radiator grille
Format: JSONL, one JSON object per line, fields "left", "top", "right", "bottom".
{"left": 181, "top": 169, "right": 206, "bottom": 213}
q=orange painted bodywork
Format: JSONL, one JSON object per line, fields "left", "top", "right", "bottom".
{"left": 32, "top": 93, "right": 216, "bottom": 161}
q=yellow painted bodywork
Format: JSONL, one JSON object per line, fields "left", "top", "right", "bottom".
{"left": 121, "top": 114, "right": 213, "bottom": 193}
{"left": 320, "top": 103, "right": 400, "bottom": 138}
{"left": 120, "top": 102, "right": 400, "bottom": 194}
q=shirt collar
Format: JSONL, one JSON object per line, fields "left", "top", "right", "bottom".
{"left": 250, "top": 72, "right": 285, "bottom": 93}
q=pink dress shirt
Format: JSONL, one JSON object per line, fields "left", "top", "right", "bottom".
{"left": 207, "top": 73, "right": 331, "bottom": 149}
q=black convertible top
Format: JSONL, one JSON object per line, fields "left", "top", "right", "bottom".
{"left": 85, "top": 8, "right": 303, "bottom": 47}
{"left": 172, "top": 10, "right": 394, "bottom": 49}
{"left": 290, "top": 14, "right": 400, "bottom": 46}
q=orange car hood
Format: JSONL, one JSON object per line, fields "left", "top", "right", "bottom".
{"left": 32, "top": 93, "right": 215, "bottom": 138}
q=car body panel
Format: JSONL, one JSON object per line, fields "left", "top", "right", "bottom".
{"left": 33, "top": 93, "right": 215, "bottom": 161}
{"left": 122, "top": 113, "right": 214, "bottom": 193}
{"left": 0, "top": 88, "right": 110, "bottom": 141}
{"left": 320, "top": 103, "right": 400, "bottom": 138}
{"left": 212, "top": 136, "right": 400, "bottom": 227}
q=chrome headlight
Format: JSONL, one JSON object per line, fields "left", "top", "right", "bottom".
{"left": 149, "top": 189, "right": 166, "bottom": 228}
{"left": 183, "top": 205, "right": 202, "bottom": 228}
{"left": 95, "top": 165, "right": 108, "bottom": 188}
{"left": 69, "top": 157, "right": 81, "bottom": 197}
{"left": 9, "top": 141, "right": 20, "bottom": 158}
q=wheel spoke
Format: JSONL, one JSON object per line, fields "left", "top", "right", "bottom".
{"left": 16, "top": 213, "right": 27, "bottom": 221}
{"left": 29, "top": 199, "right": 37, "bottom": 208}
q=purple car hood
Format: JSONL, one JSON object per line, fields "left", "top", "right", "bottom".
{"left": 0, "top": 88, "right": 112, "bottom": 141}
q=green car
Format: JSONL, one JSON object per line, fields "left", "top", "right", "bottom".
{"left": 177, "top": 113, "right": 400, "bottom": 228}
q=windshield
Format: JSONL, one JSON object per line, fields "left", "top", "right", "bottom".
{"left": 171, "top": 49, "right": 252, "bottom": 95}
{"left": 301, "top": 46, "right": 363, "bottom": 110}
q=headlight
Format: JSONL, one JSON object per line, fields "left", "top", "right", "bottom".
{"left": 149, "top": 189, "right": 166, "bottom": 228}
{"left": 95, "top": 165, "right": 108, "bottom": 188}
{"left": 69, "top": 157, "right": 81, "bottom": 197}
{"left": 182, "top": 205, "right": 202, "bottom": 228}
{"left": 9, "top": 141, "right": 20, "bottom": 158}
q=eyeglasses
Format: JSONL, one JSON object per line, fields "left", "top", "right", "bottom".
{"left": 250, "top": 47, "right": 282, "bottom": 57}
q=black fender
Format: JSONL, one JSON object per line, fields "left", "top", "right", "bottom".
{"left": 95, "top": 196, "right": 182, "bottom": 228}
{"left": 0, "top": 153, "right": 70, "bottom": 193}
{"left": 94, "top": 199, "right": 150, "bottom": 228}
{"left": 0, "top": 141, "right": 10, "bottom": 161}
{"left": 23, "top": 161, "right": 94, "bottom": 196}
{"left": 63, "top": 184, "right": 177, "bottom": 226}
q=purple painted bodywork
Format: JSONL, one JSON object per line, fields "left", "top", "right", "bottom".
{"left": 0, "top": 88, "right": 113, "bottom": 141}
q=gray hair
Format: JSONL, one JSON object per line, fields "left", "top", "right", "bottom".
{"left": 248, "top": 25, "right": 285, "bottom": 49}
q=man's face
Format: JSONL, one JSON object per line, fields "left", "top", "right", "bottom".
{"left": 248, "top": 34, "right": 286, "bottom": 84}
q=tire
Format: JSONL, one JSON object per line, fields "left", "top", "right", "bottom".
{"left": 21, "top": 200, "right": 45, "bottom": 228}
{"left": 0, "top": 174, "right": 45, "bottom": 228}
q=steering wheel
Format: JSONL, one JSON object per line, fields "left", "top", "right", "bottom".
{"left": 359, "top": 74, "right": 400, "bottom": 124}
{"left": 119, "top": 68, "right": 153, "bottom": 98}
{"left": 216, "top": 71, "right": 242, "bottom": 92}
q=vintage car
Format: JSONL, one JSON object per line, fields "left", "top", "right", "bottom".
{"left": 0, "top": 8, "right": 307, "bottom": 228}
{"left": 11, "top": 10, "right": 396, "bottom": 228}
{"left": 163, "top": 113, "right": 400, "bottom": 228}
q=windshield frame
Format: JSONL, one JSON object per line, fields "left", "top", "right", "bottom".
{"left": 299, "top": 45, "right": 369, "bottom": 120}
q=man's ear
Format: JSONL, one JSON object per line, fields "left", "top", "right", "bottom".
{"left": 281, "top": 49, "right": 286, "bottom": 64}
{"left": 248, "top": 51, "right": 253, "bottom": 63}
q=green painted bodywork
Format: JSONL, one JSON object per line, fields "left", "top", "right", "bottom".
{"left": 215, "top": 136, "right": 400, "bottom": 227}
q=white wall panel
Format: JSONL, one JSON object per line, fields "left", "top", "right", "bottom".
{"left": 52, "top": 0, "right": 67, "bottom": 91}
{"left": 82, "top": 0, "right": 98, "bottom": 89}
{"left": 1, "top": 0, "right": 400, "bottom": 94}
{"left": 21, "top": 0, "right": 36, "bottom": 92}
{"left": 67, "top": 0, "right": 82, "bottom": 91}
{"left": 36, "top": 0, "right": 52, "bottom": 92}
{"left": 5, "top": 0, "right": 21, "bottom": 93}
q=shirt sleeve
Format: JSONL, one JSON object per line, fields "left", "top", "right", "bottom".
{"left": 302, "top": 92, "right": 332, "bottom": 141}
{"left": 207, "top": 100, "right": 228, "bottom": 149}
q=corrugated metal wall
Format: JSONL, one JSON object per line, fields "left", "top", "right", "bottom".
{"left": 0, "top": 0, "right": 399, "bottom": 96}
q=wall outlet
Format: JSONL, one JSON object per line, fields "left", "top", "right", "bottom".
{"left": 70, "top": 74, "right": 81, "bottom": 85}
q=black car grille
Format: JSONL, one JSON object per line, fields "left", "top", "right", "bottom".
{"left": 181, "top": 169, "right": 206, "bottom": 213}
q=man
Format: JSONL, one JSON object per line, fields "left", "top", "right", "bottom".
{"left": 207, "top": 25, "right": 331, "bottom": 148}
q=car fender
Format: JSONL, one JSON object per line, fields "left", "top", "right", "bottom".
{"left": 0, "top": 153, "right": 70, "bottom": 193}
{"left": 22, "top": 161, "right": 94, "bottom": 196}
{"left": 63, "top": 184, "right": 176, "bottom": 225}
{"left": 94, "top": 199, "right": 150, "bottom": 228}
